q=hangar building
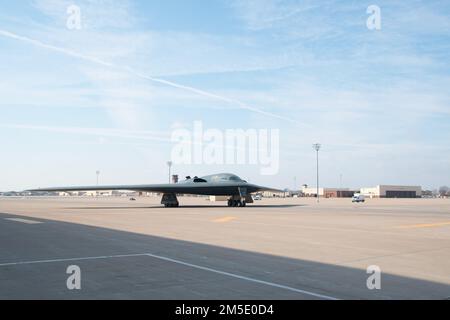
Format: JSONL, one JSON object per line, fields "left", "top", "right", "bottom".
{"left": 360, "top": 185, "right": 422, "bottom": 198}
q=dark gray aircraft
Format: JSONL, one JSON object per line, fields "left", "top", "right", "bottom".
{"left": 29, "top": 173, "right": 282, "bottom": 207}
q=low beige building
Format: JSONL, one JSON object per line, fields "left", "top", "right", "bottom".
{"left": 209, "top": 196, "right": 229, "bottom": 202}
{"left": 262, "top": 191, "right": 286, "bottom": 198}
{"left": 301, "top": 187, "right": 353, "bottom": 198}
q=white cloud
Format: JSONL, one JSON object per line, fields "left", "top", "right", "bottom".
{"left": 229, "top": 0, "right": 320, "bottom": 31}
{"left": 0, "top": 124, "right": 170, "bottom": 141}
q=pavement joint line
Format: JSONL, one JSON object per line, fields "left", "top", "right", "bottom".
{"left": 0, "top": 252, "right": 339, "bottom": 300}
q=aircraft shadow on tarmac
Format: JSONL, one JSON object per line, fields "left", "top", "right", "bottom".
{"left": 65, "top": 204, "right": 305, "bottom": 210}
{"left": 0, "top": 212, "right": 448, "bottom": 300}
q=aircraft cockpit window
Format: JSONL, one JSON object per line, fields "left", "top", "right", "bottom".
{"left": 207, "top": 174, "right": 243, "bottom": 182}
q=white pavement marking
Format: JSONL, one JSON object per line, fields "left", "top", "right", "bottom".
{"left": 145, "top": 253, "right": 339, "bottom": 300}
{"left": 0, "top": 252, "right": 339, "bottom": 300}
{"left": 5, "top": 218, "right": 42, "bottom": 224}
{"left": 0, "top": 254, "right": 148, "bottom": 267}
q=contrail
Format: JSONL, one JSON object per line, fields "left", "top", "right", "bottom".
{"left": 0, "top": 29, "right": 304, "bottom": 125}
{"left": 0, "top": 124, "right": 171, "bottom": 143}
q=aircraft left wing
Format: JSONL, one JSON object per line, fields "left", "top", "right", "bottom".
{"left": 28, "top": 184, "right": 191, "bottom": 194}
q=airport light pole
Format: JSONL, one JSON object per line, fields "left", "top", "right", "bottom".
{"left": 167, "top": 161, "right": 173, "bottom": 184}
{"left": 95, "top": 170, "right": 100, "bottom": 199}
{"left": 313, "top": 144, "right": 321, "bottom": 203}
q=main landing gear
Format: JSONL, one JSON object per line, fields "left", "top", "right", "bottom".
{"left": 228, "top": 199, "right": 246, "bottom": 207}
{"left": 227, "top": 195, "right": 252, "bottom": 207}
{"left": 161, "top": 193, "right": 254, "bottom": 208}
{"left": 161, "top": 193, "right": 179, "bottom": 208}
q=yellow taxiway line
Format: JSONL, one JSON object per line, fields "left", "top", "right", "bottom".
{"left": 213, "top": 216, "right": 238, "bottom": 223}
{"left": 397, "top": 221, "right": 450, "bottom": 229}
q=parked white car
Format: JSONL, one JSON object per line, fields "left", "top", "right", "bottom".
{"left": 253, "top": 194, "right": 262, "bottom": 201}
{"left": 352, "top": 194, "right": 365, "bottom": 203}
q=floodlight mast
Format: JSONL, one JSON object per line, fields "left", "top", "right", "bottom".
{"left": 313, "top": 144, "right": 321, "bottom": 203}
{"left": 96, "top": 170, "right": 100, "bottom": 186}
{"left": 95, "top": 170, "right": 101, "bottom": 198}
{"left": 167, "top": 161, "right": 173, "bottom": 184}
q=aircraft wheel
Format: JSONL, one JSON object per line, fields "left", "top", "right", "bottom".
{"left": 242, "top": 201, "right": 246, "bottom": 207}
{"left": 165, "top": 203, "right": 179, "bottom": 208}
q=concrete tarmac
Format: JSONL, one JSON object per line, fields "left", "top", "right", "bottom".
{"left": 0, "top": 196, "right": 449, "bottom": 300}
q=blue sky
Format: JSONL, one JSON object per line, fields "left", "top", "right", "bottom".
{"left": 0, "top": 0, "right": 449, "bottom": 191}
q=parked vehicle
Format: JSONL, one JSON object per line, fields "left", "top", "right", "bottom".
{"left": 352, "top": 194, "right": 365, "bottom": 203}
{"left": 253, "top": 194, "right": 262, "bottom": 201}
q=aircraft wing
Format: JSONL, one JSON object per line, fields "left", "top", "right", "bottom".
{"left": 257, "top": 187, "right": 285, "bottom": 193}
{"left": 28, "top": 184, "right": 195, "bottom": 194}
{"left": 28, "top": 183, "right": 284, "bottom": 196}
